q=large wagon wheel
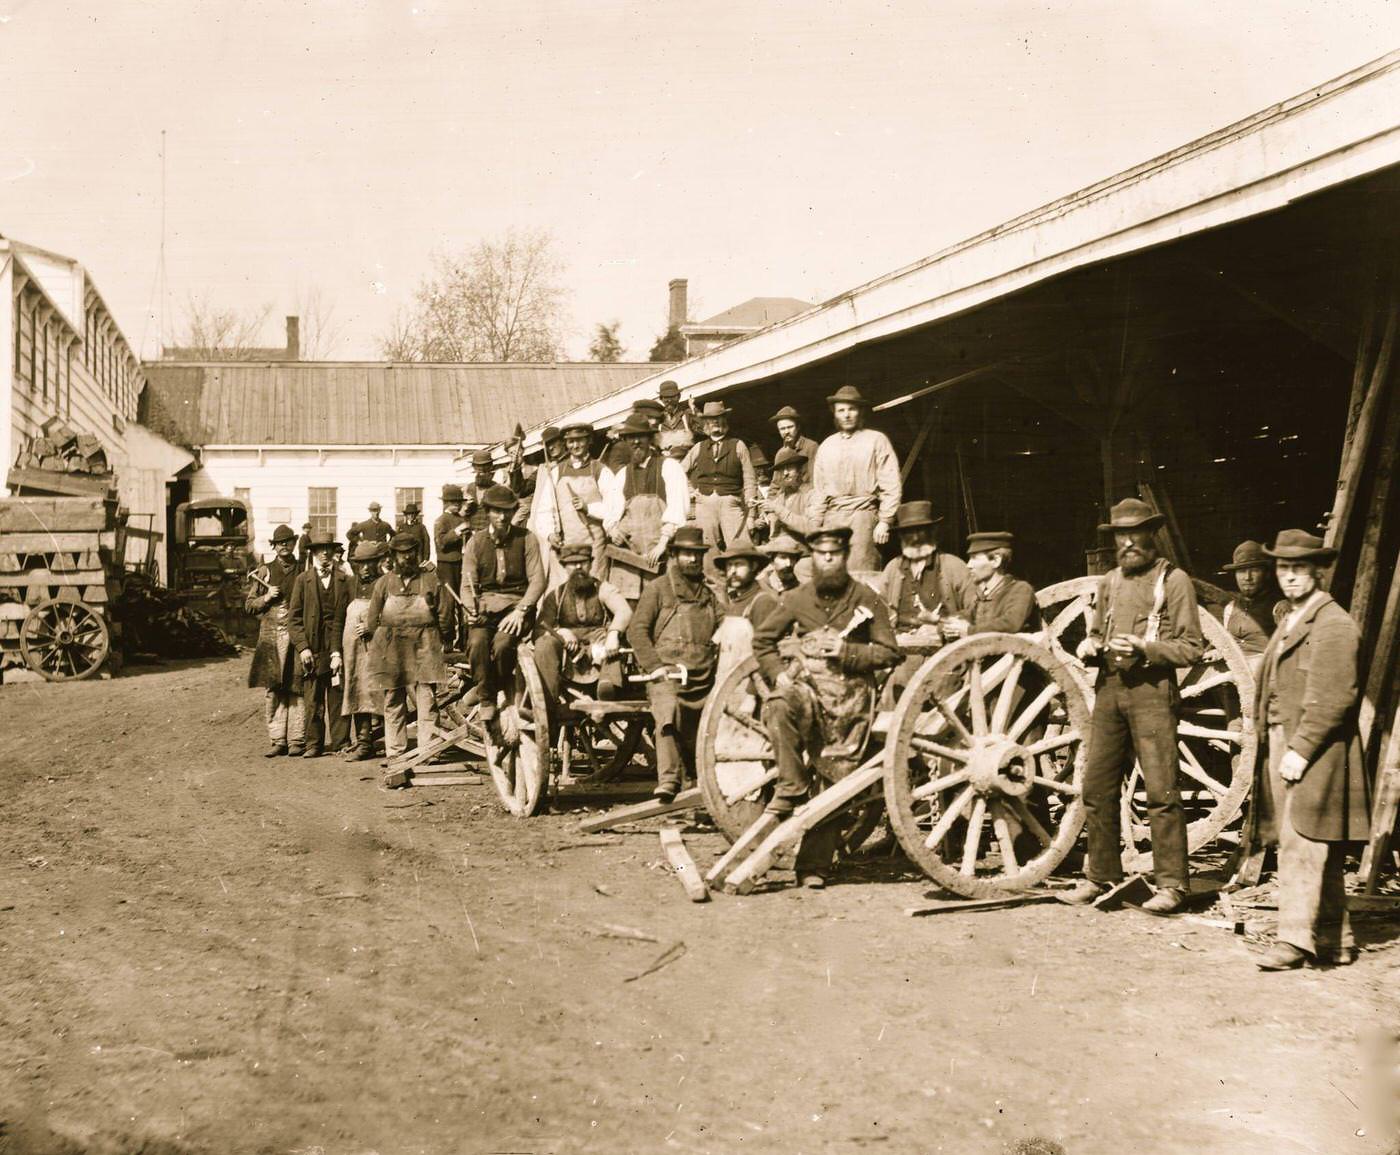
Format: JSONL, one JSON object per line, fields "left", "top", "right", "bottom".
{"left": 484, "top": 643, "right": 551, "bottom": 817}
{"left": 435, "top": 666, "right": 487, "bottom": 760}
{"left": 568, "top": 712, "right": 650, "bottom": 782}
{"left": 20, "top": 598, "right": 110, "bottom": 682}
{"left": 1035, "top": 576, "right": 1257, "bottom": 872}
{"left": 697, "top": 657, "right": 882, "bottom": 849}
{"left": 884, "top": 633, "right": 1091, "bottom": 898}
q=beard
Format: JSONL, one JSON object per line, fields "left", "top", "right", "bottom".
{"left": 813, "top": 567, "right": 849, "bottom": 597}
{"left": 566, "top": 571, "right": 597, "bottom": 595}
{"left": 901, "top": 542, "right": 935, "bottom": 562}
{"left": 1117, "top": 543, "right": 1155, "bottom": 573}
{"left": 773, "top": 567, "right": 799, "bottom": 589}
{"left": 726, "top": 577, "right": 752, "bottom": 597}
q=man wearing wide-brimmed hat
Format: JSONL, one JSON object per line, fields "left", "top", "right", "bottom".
{"left": 463, "top": 448, "right": 500, "bottom": 535}
{"left": 1212, "top": 540, "right": 1278, "bottom": 659}
{"left": 1250, "top": 530, "right": 1369, "bottom": 971}
{"left": 395, "top": 500, "right": 431, "bottom": 563}
{"left": 434, "top": 483, "right": 468, "bottom": 650}
{"left": 1063, "top": 498, "right": 1205, "bottom": 914}
{"left": 682, "top": 399, "right": 760, "bottom": 563}
{"left": 712, "top": 539, "right": 777, "bottom": 683}
{"left": 289, "top": 529, "right": 353, "bottom": 758}
{"left": 810, "top": 385, "right": 901, "bottom": 572}
{"left": 246, "top": 524, "right": 307, "bottom": 756}
{"left": 341, "top": 540, "right": 387, "bottom": 761}
{"left": 532, "top": 542, "right": 632, "bottom": 707}
{"left": 597, "top": 411, "right": 690, "bottom": 586}
{"left": 657, "top": 380, "right": 698, "bottom": 457}
{"left": 626, "top": 527, "right": 720, "bottom": 802}
{"left": 768, "top": 405, "right": 819, "bottom": 486}
{"left": 763, "top": 446, "right": 818, "bottom": 542}
{"left": 758, "top": 532, "right": 809, "bottom": 595}
{"left": 880, "top": 501, "right": 976, "bottom": 635}
{"left": 525, "top": 425, "right": 572, "bottom": 588}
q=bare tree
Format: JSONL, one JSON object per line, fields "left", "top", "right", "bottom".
{"left": 292, "top": 286, "right": 344, "bottom": 360}
{"left": 380, "top": 229, "right": 568, "bottom": 362}
{"left": 171, "top": 296, "right": 274, "bottom": 360}
{"left": 588, "top": 320, "right": 624, "bottom": 362}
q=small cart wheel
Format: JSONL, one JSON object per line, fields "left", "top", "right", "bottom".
{"left": 485, "top": 643, "right": 552, "bottom": 817}
{"left": 20, "top": 599, "right": 110, "bottom": 682}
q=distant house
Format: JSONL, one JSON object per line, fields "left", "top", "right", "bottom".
{"left": 679, "top": 296, "right": 814, "bottom": 358}
{"left": 139, "top": 360, "right": 665, "bottom": 554}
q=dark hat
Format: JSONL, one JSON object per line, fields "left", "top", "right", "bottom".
{"left": 540, "top": 426, "right": 563, "bottom": 445}
{"left": 368, "top": 501, "right": 382, "bottom": 512}
{"left": 712, "top": 539, "right": 770, "bottom": 572}
{"left": 271, "top": 524, "right": 296, "bottom": 544}
{"left": 772, "top": 446, "right": 808, "bottom": 471}
{"left": 825, "top": 385, "right": 870, "bottom": 407}
{"left": 559, "top": 543, "right": 593, "bottom": 563}
{"left": 389, "top": 531, "right": 421, "bottom": 553}
{"left": 1262, "top": 529, "right": 1337, "bottom": 563}
{"left": 1221, "top": 540, "right": 1268, "bottom": 571}
{"left": 805, "top": 525, "right": 853, "bottom": 550}
{"left": 697, "top": 400, "right": 731, "bottom": 419}
{"left": 441, "top": 483, "right": 464, "bottom": 501}
{"left": 403, "top": 501, "right": 420, "bottom": 515}
{"left": 669, "top": 526, "right": 707, "bottom": 553}
{"left": 561, "top": 421, "right": 593, "bottom": 437}
{"left": 309, "top": 528, "right": 337, "bottom": 549}
{"left": 351, "top": 540, "right": 386, "bottom": 562}
{"left": 617, "top": 412, "right": 655, "bottom": 437}
{"left": 747, "top": 443, "right": 770, "bottom": 469}
{"left": 301, "top": 521, "right": 312, "bottom": 529}
{"left": 471, "top": 449, "right": 495, "bottom": 468}
{"left": 632, "top": 399, "right": 665, "bottom": 416}
{"left": 482, "top": 484, "right": 519, "bottom": 511}
{"left": 967, "top": 531, "right": 1014, "bottom": 555}
{"left": 894, "top": 501, "right": 942, "bottom": 531}
{"left": 761, "top": 532, "right": 808, "bottom": 557}
{"left": 769, "top": 405, "right": 802, "bottom": 424}
{"left": 658, "top": 380, "right": 680, "bottom": 399}
{"left": 1098, "top": 498, "right": 1165, "bottom": 532}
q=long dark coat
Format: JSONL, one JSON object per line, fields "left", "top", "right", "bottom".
{"left": 288, "top": 568, "right": 352, "bottom": 690}
{"left": 1251, "top": 593, "right": 1370, "bottom": 844}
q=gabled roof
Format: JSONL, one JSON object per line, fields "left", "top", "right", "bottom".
{"left": 683, "top": 297, "right": 815, "bottom": 333}
{"left": 138, "top": 361, "right": 668, "bottom": 450}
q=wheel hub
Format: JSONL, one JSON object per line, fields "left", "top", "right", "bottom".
{"left": 964, "top": 735, "right": 1033, "bottom": 799}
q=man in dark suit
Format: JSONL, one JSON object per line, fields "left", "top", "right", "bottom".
{"left": 396, "top": 501, "right": 432, "bottom": 561}
{"left": 289, "top": 529, "right": 353, "bottom": 758}
{"left": 1252, "top": 530, "right": 1370, "bottom": 970}
{"left": 434, "top": 484, "right": 468, "bottom": 650}
{"left": 348, "top": 502, "right": 392, "bottom": 555}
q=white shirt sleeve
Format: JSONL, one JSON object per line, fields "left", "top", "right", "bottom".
{"left": 529, "top": 463, "right": 558, "bottom": 539}
{"left": 597, "top": 465, "right": 624, "bottom": 530}
{"left": 660, "top": 456, "right": 690, "bottom": 534}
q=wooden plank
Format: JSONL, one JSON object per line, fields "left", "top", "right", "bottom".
{"left": 1362, "top": 556, "right": 1400, "bottom": 747}
{"left": 577, "top": 787, "right": 703, "bottom": 833}
{"left": 1090, "top": 875, "right": 1152, "bottom": 911}
{"left": 385, "top": 719, "right": 485, "bottom": 781}
{"left": 705, "top": 811, "right": 781, "bottom": 885}
{"left": 905, "top": 892, "right": 1061, "bottom": 916}
{"left": 6, "top": 468, "right": 113, "bottom": 497}
{"left": 0, "top": 498, "right": 111, "bottom": 533}
{"left": 1362, "top": 700, "right": 1400, "bottom": 893}
{"left": 1350, "top": 377, "right": 1400, "bottom": 634}
{"left": 1326, "top": 301, "right": 1396, "bottom": 555}
{"left": 1348, "top": 893, "right": 1400, "bottom": 913}
{"left": 0, "top": 531, "right": 114, "bottom": 552}
{"left": 659, "top": 826, "right": 709, "bottom": 903}
{"left": 0, "top": 603, "right": 28, "bottom": 621}
{"left": 405, "top": 772, "right": 483, "bottom": 788}
{"left": 0, "top": 570, "right": 109, "bottom": 587}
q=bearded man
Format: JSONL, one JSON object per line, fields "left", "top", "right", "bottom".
{"left": 597, "top": 412, "right": 690, "bottom": 593}
{"left": 769, "top": 405, "right": 819, "bottom": 485}
{"left": 395, "top": 501, "right": 431, "bottom": 561}
{"left": 462, "top": 449, "right": 499, "bottom": 536}
{"left": 534, "top": 422, "right": 608, "bottom": 582}
{"left": 758, "top": 533, "right": 809, "bottom": 595}
{"left": 525, "top": 426, "right": 571, "bottom": 588}
{"left": 247, "top": 524, "right": 306, "bottom": 756}
{"left": 810, "top": 385, "right": 901, "bottom": 572}
{"left": 341, "top": 541, "right": 387, "bottom": 761}
{"left": 752, "top": 526, "right": 901, "bottom": 888}
{"left": 1064, "top": 498, "right": 1204, "bottom": 914}
{"left": 533, "top": 543, "right": 632, "bottom": 706}
{"left": 764, "top": 447, "right": 818, "bottom": 541}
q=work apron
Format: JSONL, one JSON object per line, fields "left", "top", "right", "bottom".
{"left": 369, "top": 592, "right": 447, "bottom": 690}
{"left": 785, "top": 629, "right": 876, "bottom": 781}
{"left": 340, "top": 596, "right": 381, "bottom": 715}
{"left": 608, "top": 493, "right": 668, "bottom": 600}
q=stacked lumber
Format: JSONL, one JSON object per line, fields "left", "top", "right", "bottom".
{"left": 0, "top": 497, "right": 118, "bottom": 610}
{"left": 11, "top": 420, "right": 111, "bottom": 479}
{"left": 111, "top": 573, "right": 237, "bottom": 659}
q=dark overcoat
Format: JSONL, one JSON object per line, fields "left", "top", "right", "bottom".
{"left": 1251, "top": 593, "right": 1370, "bottom": 844}
{"left": 288, "top": 568, "right": 352, "bottom": 688}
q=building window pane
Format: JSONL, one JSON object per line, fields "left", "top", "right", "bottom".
{"left": 308, "top": 487, "right": 337, "bottom": 537}
{"left": 395, "top": 487, "right": 423, "bottom": 520}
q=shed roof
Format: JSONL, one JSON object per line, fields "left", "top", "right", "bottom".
{"left": 139, "top": 361, "right": 667, "bottom": 450}
{"left": 683, "top": 297, "right": 815, "bottom": 333}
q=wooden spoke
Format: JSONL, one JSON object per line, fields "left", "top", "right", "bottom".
{"left": 1005, "top": 682, "right": 1060, "bottom": 744}
{"left": 909, "top": 735, "right": 971, "bottom": 763}
{"left": 960, "top": 798, "right": 987, "bottom": 874}
{"left": 1177, "top": 722, "right": 1243, "bottom": 744}
{"left": 930, "top": 694, "right": 976, "bottom": 747}
{"left": 990, "top": 657, "right": 1025, "bottom": 734}
{"left": 1180, "top": 670, "right": 1234, "bottom": 699}
{"left": 1177, "top": 742, "right": 1229, "bottom": 797}
{"left": 1009, "top": 798, "right": 1054, "bottom": 848}
{"left": 968, "top": 661, "right": 988, "bottom": 735}
{"left": 722, "top": 701, "right": 769, "bottom": 739}
{"left": 1031, "top": 775, "right": 1080, "bottom": 796}
{"left": 1024, "top": 729, "right": 1079, "bottom": 757}
{"left": 924, "top": 784, "right": 975, "bottom": 848}
{"left": 911, "top": 767, "right": 971, "bottom": 801}
{"left": 992, "top": 808, "right": 1019, "bottom": 872}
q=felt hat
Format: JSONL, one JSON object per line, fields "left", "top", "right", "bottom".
{"left": 368, "top": 501, "right": 382, "bottom": 512}
{"left": 748, "top": 443, "right": 770, "bottom": 469}
{"left": 471, "top": 448, "right": 495, "bottom": 468}
{"left": 1262, "top": 529, "right": 1337, "bottom": 563}
{"left": 540, "top": 426, "right": 563, "bottom": 445}
{"left": 761, "top": 532, "right": 808, "bottom": 557}
{"left": 559, "top": 543, "right": 594, "bottom": 564}
{"left": 697, "top": 400, "right": 731, "bottom": 419}
{"left": 894, "top": 500, "right": 942, "bottom": 531}
{"left": 1221, "top": 540, "right": 1268, "bottom": 571}
{"left": 825, "top": 385, "right": 870, "bottom": 407}
{"left": 301, "top": 521, "right": 312, "bottom": 530}
{"left": 967, "top": 531, "right": 1014, "bottom": 555}
{"left": 403, "top": 501, "right": 420, "bottom": 516}
{"left": 561, "top": 421, "right": 593, "bottom": 438}
{"left": 482, "top": 484, "right": 519, "bottom": 511}
{"left": 658, "top": 380, "right": 680, "bottom": 399}
{"left": 669, "top": 526, "right": 707, "bottom": 553}
{"left": 351, "top": 540, "right": 386, "bottom": 562}
{"left": 617, "top": 412, "right": 655, "bottom": 437}
{"left": 308, "top": 528, "right": 337, "bottom": 549}
{"left": 389, "top": 531, "right": 421, "bottom": 553}
{"left": 1098, "top": 498, "right": 1165, "bottom": 532}
{"left": 271, "top": 524, "right": 297, "bottom": 544}
{"left": 805, "top": 525, "right": 853, "bottom": 550}
{"left": 772, "top": 446, "right": 808, "bottom": 471}
{"left": 632, "top": 399, "right": 665, "bottom": 416}
{"left": 441, "top": 483, "right": 464, "bottom": 501}
{"left": 712, "top": 539, "right": 770, "bottom": 572}
{"left": 769, "top": 405, "right": 802, "bottom": 425}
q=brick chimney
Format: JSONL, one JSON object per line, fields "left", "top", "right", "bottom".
{"left": 667, "top": 279, "right": 688, "bottom": 331}
{"left": 285, "top": 315, "right": 300, "bottom": 360}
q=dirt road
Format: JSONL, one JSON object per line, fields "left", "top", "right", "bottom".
{"left": 1, "top": 658, "right": 1395, "bottom": 1155}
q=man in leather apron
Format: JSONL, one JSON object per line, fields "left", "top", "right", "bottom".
{"left": 752, "top": 525, "right": 901, "bottom": 887}
{"left": 599, "top": 412, "right": 690, "bottom": 599}
{"left": 625, "top": 527, "right": 719, "bottom": 802}
{"left": 246, "top": 524, "right": 305, "bottom": 756}
{"left": 363, "top": 531, "right": 447, "bottom": 762}
{"left": 341, "top": 541, "right": 387, "bottom": 761}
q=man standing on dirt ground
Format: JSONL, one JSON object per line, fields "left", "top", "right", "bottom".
{"left": 751, "top": 525, "right": 901, "bottom": 889}
{"left": 1213, "top": 540, "right": 1278, "bottom": 670}
{"left": 810, "top": 385, "right": 901, "bottom": 573}
{"left": 296, "top": 521, "right": 314, "bottom": 571}
{"left": 434, "top": 484, "right": 468, "bottom": 651}
{"left": 289, "top": 529, "right": 352, "bottom": 759}
{"left": 246, "top": 524, "right": 305, "bottom": 757}
{"left": 1064, "top": 498, "right": 1204, "bottom": 914}
{"left": 1251, "top": 530, "right": 1370, "bottom": 971}
{"left": 626, "top": 527, "right": 720, "bottom": 804}
{"left": 364, "top": 532, "right": 446, "bottom": 765}
{"left": 553, "top": 421, "right": 609, "bottom": 582}
{"left": 342, "top": 541, "right": 386, "bottom": 761}
{"left": 598, "top": 412, "right": 690, "bottom": 596}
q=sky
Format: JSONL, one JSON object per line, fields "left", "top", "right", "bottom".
{"left": 2, "top": 1, "right": 1397, "bottom": 362}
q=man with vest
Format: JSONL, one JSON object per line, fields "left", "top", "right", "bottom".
{"left": 763, "top": 446, "right": 819, "bottom": 543}
{"left": 363, "top": 532, "right": 447, "bottom": 763}
{"left": 533, "top": 543, "right": 632, "bottom": 706}
{"left": 769, "top": 405, "right": 820, "bottom": 486}
{"left": 682, "top": 400, "right": 759, "bottom": 563}
{"left": 626, "top": 527, "right": 720, "bottom": 803}
{"left": 288, "top": 529, "right": 353, "bottom": 758}
{"left": 341, "top": 540, "right": 387, "bottom": 761}
{"left": 657, "top": 380, "right": 698, "bottom": 457}
{"left": 395, "top": 500, "right": 431, "bottom": 562}
{"left": 526, "top": 425, "right": 575, "bottom": 589}
{"left": 462, "top": 449, "right": 498, "bottom": 536}
{"left": 598, "top": 412, "right": 690, "bottom": 581}
{"left": 462, "top": 485, "right": 547, "bottom": 722}
{"left": 942, "top": 531, "right": 1039, "bottom": 637}
{"left": 1213, "top": 540, "right": 1277, "bottom": 663}
{"left": 246, "top": 524, "right": 306, "bottom": 757}
{"left": 1064, "top": 498, "right": 1205, "bottom": 914}
{"left": 752, "top": 525, "right": 902, "bottom": 887}
{"left": 347, "top": 502, "right": 392, "bottom": 556}
{"left": 434, "top": 484, "right": 469, "bottom": 651}
{"left": 811, "top": 385, "right": 902, "bottom": 573}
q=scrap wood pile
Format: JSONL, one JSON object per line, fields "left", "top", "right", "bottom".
{"left": 112, "top": 573, "right": 238, "bottom": 660}
{"left": 9, "top": 419, "right": 114, "bottom": 492}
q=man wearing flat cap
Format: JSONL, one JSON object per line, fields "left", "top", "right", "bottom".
{"left": 1212, "top": 540, "right": 1278, "bottom": 663}
{"left": 752, "top": 524, "right": 902, "bottom": 888}
{"left": 462, "top": 485, "right": 547, "bottom": 722}
{"left": 395, "top": 500, "right": 431, "bottom": 563}
{"left": 533, "top": 543, "right": 632, "bottom": 708}
{"left": 811, "top": 385, "right": 902, "bottom": 572}
{"left": 247, "top": 524, "right": 307, "bottom": 756}
{"left": 769, "top": 405, "right": 819, "bottom": 486}
{"left": 363, "top": 531, "right": 446, "bottom": 763}
{"left": 626, "top": 527, "right": 721, "bottom": 802}
{"left": 597, "top": 412, "right": 691, "bottom": 593}
{"left": 657, "top": 380, "right": 698, "bottom": 457}
{"left": 341, "top": 540, "right": 387, "bottom": 761}
{"left": 682, "top": 400, "right": 760, "bottom": 564}
{"left": 1064, "top": 498, "right": 1204, "bottom": 914}
{"left": 347, "top": 501, "right": 392, "bottom": 557}
{"left": 763, "top": 446, "right": 819, "bottom": 542}
{"left": 962, "top": 532, "right": 1038, "bottom": 635}
{"left": 1250, "top": 530, "right": 1369, "bottom": 970}
{"left": 434, "top": 484, "right": 468, "bottom": 650}
{"left": 289, "top": 529, "right": 353, "bottom": 758}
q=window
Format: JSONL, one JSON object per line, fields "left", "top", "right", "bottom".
{"left": 308, "top": 487, "right": 337, "bottom": 537}
{"left": 395, "top": 487, "right": 423, "bottom": 521}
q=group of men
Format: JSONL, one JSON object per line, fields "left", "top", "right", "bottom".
{"left": 244, "top": 378, "right": 1372, "bottom": 966}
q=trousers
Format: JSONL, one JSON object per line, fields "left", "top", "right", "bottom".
{"left": 692, "top": 493, "right": 747, "bottom": 562}
{"left": 436, "top": 561, "right": 462, "bottom": 651}
{"left": 534, "top": 631, "right": 622, "bottom": 704}
{"left": 819, "top": 506, "right": 880, "bottom": 573}
{"left": 646, "top": 678, "right": 706, "bottom": 795}
{"left": 264, "top": 690, "right": 304, "bottom": 749}
{"left": 1268, "top": 726, "right": 1353, "bottom": 958}
{"left": 348, "top": 712, "right": 377, "bottom": 755}
{"left": 1082, "top": 671, "right": 1188, "bottom": 890}
{"left": 301, "top": 671, "right": 345, "bottom": 752}
{"left": 467, "top": 608, "right": 525, "bottom": 715}
{"left": 384, "top": 683, "right": 437, "bottom": 758}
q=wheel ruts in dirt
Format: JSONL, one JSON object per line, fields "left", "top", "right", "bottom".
{"left": 20, "top": 598, "right": 110, "bottom": 682}
{"left": 485, "top": 642, "right": 552, "bottom": 817}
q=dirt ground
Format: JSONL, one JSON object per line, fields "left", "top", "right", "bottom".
{"left": 1, "top": 656, "right": 1396, "bottom": 1155}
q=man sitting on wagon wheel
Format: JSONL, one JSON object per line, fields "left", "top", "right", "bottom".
{"left": 626, "top": 527, "right": 720, "bottom": 803}
{"left": 752, "top": 525, "right": 902, "bottom": 888}
{"left": 533, "top": 543, "right": 632, "bottom": 706}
